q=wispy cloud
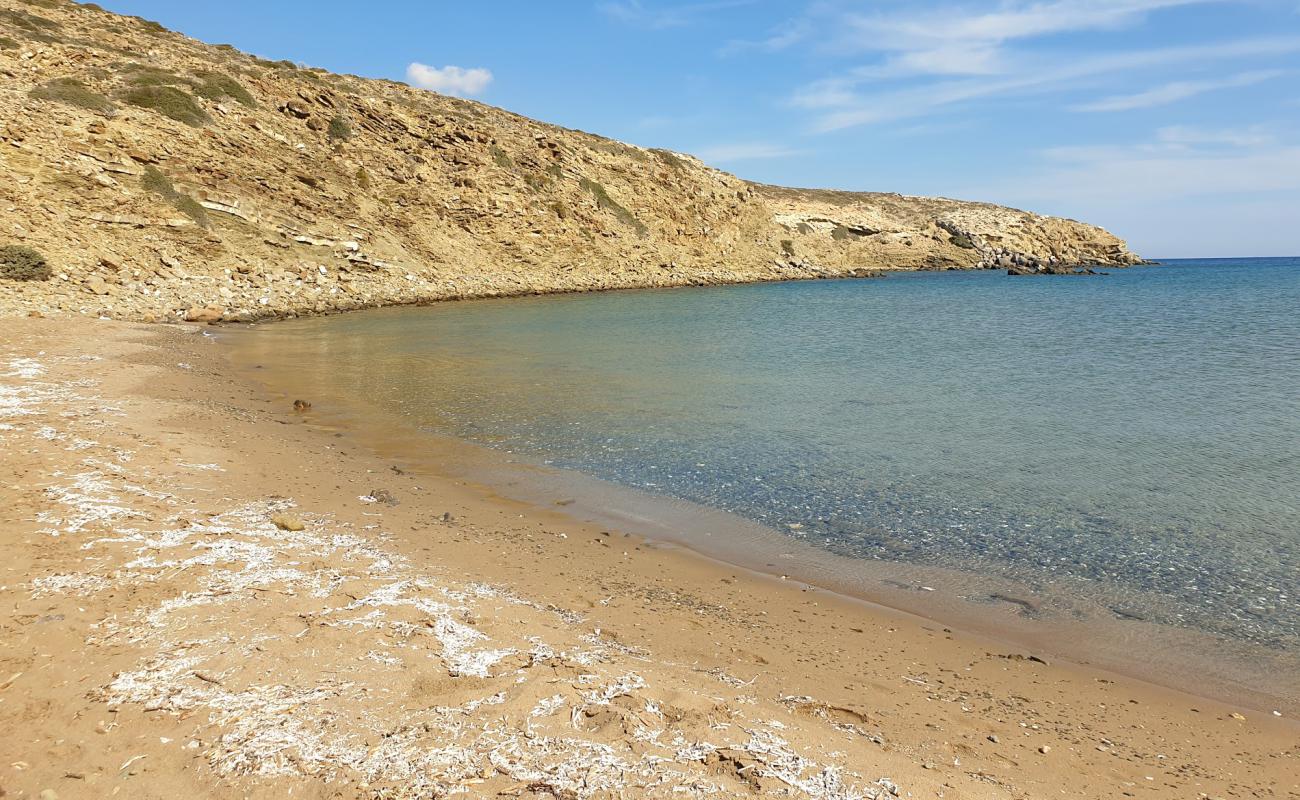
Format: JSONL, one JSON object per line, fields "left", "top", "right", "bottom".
{"left": 1156, "top": 124, "right": 1277, "bottom": 147}
{"left": 598, "top": 0, "right": 752, "bottom": 30}
{"left": 694, "top": 141, "right": 805, "bottom": 163}
{"left": 733, "top": 0, "right": 1296, "bottom": 132}
{"left": 720, "top": 18, "right": 812, "bottom": 55}
{"left": 994, "top": 127, "right": 1300, "bottom": 203}
{"left": 406, "top": 63, "right": 493, "bottom": 96}
{"left": 794, "top": 36, "right": 1300, "bottom": 131}
{"left": 974, "top": 126, "right": 1300, "bottom": 255}
{"left": 733, "top": 0, "right": 1211, "bottom": 74}
{"left": 1072, "top": 69, "right": 1284, "bottom": 111}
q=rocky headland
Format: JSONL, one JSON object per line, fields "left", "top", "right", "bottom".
{"left": 1, "top": 0, "right": 1141, "bottom": 323}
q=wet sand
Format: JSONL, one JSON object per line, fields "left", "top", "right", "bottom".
{"left": 1, "top": 316, "right": 1296, "bottom": 800}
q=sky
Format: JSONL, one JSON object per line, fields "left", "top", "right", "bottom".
{"left": 95, "top": 1, "right": 1300, "bottom": 257}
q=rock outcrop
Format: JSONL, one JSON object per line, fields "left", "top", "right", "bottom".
{"left": 0, "top": 0, "right": 1143, "bottom": 322}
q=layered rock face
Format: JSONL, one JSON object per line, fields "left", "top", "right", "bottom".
{"left": 0, "top": 0, "right": 1142, "bottom": 322}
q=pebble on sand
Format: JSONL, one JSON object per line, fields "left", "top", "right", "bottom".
{"left": 271, "top": 513, "right": 305, "bottom": 532}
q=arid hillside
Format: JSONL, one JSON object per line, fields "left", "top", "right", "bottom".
{"left": 0, "top": 0, "right": 1142, "bottom": 322}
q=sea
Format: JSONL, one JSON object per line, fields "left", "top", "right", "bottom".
{"left": 229, "top": 257, "right": 1300, "bottom": 709}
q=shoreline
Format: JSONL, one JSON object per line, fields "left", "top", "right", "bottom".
{"left": 221, "top": 291, "right": 1299, "bottom": 720}
{"left": 2, "top": 316, "right": 1297, "bottom": 799}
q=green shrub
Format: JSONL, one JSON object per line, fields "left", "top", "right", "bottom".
{"left": 523, "top": 172, "right": 552, "bottom": 192}
{"left": 780, "top": 239, "right": 795, "bottom": 257}
{"left": 3, "top": 8, "right": 59, "bottom": 29}
{"left": 355, "top": 166, "right": 372, "bottom": 190}
{"left": 120, "top": 65, "right": 255, "bottom": 108}
{"left": 30, "top": 78, "right": 116, "bottom": 115}
{"left": 119, "top": 85, "right": 209, "bottom": 126}
{"left": 489, "top": 145, "right": 513, "bottom": 169}
{"left": 328, "top": 113, "right": 352, "bottom": 141}
{"left": 22, "top": 0, "right": 62, "bottom": 9}
{"left": 0, "top": 8, "right": 61, "bottom": 42}
{"left": 120, "top": 65, "right": 188, "bottom": 88}
{"left": 193, "top": 71, "right": 255, "bottom": 107}
{"left": 133, "top": 16, "right": 167, "bottom": 34}
{"left": 949, "top": 232, "right": 976, "bottom": 249}
{"left": 651, "top": 148, "right": 685, "bottom": 170}
{"left": 0, "top": 245, "right": 51, "bottom": 281}
{"left": 141, "top": 166, "right": 209, "bottom": 227}
{"left": 579, "top": 177, "right": 646, "bottom": 236}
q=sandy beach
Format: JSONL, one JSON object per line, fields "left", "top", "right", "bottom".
{"left": 1, "top": 316, "right": 1296, "bottom": 799}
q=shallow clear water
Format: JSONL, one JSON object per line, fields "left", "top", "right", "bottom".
{"left": 241, "top": 259, "right": 1300, "bottom": 652}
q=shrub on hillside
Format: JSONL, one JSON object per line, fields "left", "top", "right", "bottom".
{"left": 0, "top": 8, "right": 61, "bottom": 43}
{"left": 119, "top": 65, "right": 188, "bottom": 87}
{"left": 328, "top": 113, "right": 352, "bottom": 141}
{"left": 119, "top": 64, "right": 255, "bottom": 109}
{"left": 30, "top": 78, "right": 116, "bottom": 115}
{"left": 133, "top": 16, "right": 167, "bottom": 34}
{"left": 119, "top": 85, "right": 209, "bottom": 126}
{"left": 0, "top": 35, "right": 20, "bottom": 49}
{"left": 193, "top": 70, "right": 255, "bottom": 107}
{"left": 489, "top": 145, "right": 513, "bottom": 169}
{"left": 579, "top": 177, "right": 647, "bottom": 236}
{"left": 651, "top": 149, "right": 685, "bottom": 170}
{"left": 0, "top": 245, "right": 52, "bottom": 282}
{"left": 142, "top": 166, "right": 210, "bottom": 227}
{"left": 523, "top": 172, "right": 552, "bottom": 192}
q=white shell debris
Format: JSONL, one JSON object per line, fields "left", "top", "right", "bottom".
{"left": 2, "top": 347, "right": 905, "bottom": 800}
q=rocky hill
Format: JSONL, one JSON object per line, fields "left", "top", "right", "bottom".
{"left": 0, "top": 0, "right": 1142, "bottom": 322}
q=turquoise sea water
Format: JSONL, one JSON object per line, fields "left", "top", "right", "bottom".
{"left": 238, "top": 258, "right": 1300, "bottom": 659}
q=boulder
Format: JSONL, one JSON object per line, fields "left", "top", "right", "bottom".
{"left": 183, "top": 305, "right": 224, "bottom": 323}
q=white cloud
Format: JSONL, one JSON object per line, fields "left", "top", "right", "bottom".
{"left": 1155, "top": 125, "right": 1276, "bottom": 147}
{"left": 599, "top": 0, "right": 753, "bottom": 30}
{"left": 720, "top": 18, "right": 811, "bottom": 55}
{"left": 971, "top": 128, "right": 1300, "bottom": 255}
{"left": 1072, "top": 69, "right": 1284, "bottom": 111}
{"left": 839, "top": 0, "right": 1209, "bottom": 49}
{"left": 733, "top": 0, "right": 1211, "bottom": 74}
{"left": 797, "top": 36, "right": 1300, "bottom": 131}
{"left": 694, "top": 142, "right": 804, "bottom": 162}
{"left": 1032, "top": 140, "right": 1300, "bottom": 196}
{"left": 405, "top": 63, "right": 493, "bottom": 97}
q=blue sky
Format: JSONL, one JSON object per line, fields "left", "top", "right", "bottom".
{"left": 96, "top": 1, "right": 1300, "bottom": 257}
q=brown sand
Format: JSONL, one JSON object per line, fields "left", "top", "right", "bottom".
{"left": 1, "top": 316, "right": 1296, "bottom": 800}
